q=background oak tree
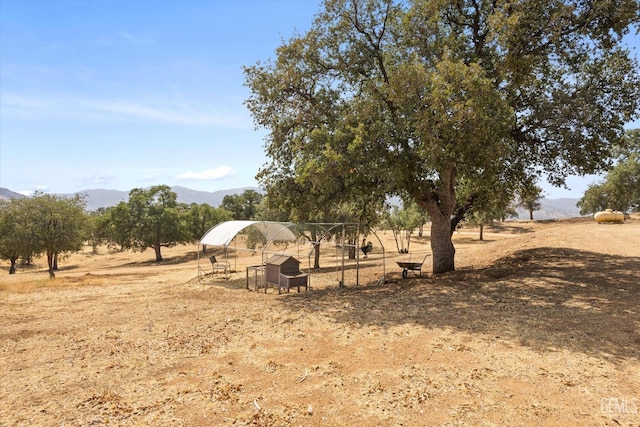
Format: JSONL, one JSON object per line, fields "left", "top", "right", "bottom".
{"left": 185, "top": 202, "right": 232, "bottom": 252}
{"left": 221, "top": 189, "right": 263, "bottom": 220}
{"left": 578, "top": 129, "right": 640, "bottom": 214}
{"left": 24, "top": 192, "right": 88, "bottom": 278}
{"left": 516, "top": 178, "right": 545, "bottom": 221}
{"left": 103, "top": 185, "right": 190, "bottom": 262}
{"left": 0, "top": 198, "right": 34, "bottom": 274}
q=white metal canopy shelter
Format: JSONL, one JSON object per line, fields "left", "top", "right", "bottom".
{"left": 197, "top": 220, "right": 301, "bottom": 284}
{"left": 197, "top": 220, "right": 386, "bottom": 289}
{"left": 200, "top": 220, "right": 297, "bottom": 246}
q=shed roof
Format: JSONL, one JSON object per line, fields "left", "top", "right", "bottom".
{"left": 266, "top": 254, "right": 300, "bottom": 265}
{"left": 199, "top": 220, "right": 297, "bottom": 247}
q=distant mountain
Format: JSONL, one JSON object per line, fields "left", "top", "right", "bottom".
{"left": 514, "top": 197, "right": 584, "bottom": 220}
{"left": 0, "top": 187, "right": 27, "bottom": 200}
{"left": 171, "top": 186, "right": 259, "bottom": 207}
{"left": 71, "top": 186, "right": 261, "bottom": 211}
{"left": 73, "top": 189, "right": 128, "bottom": 210}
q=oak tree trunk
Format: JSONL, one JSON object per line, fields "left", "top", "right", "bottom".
{"left": 154, "top": 244, "right": 163, "bottom": 262}
{"left": 47, "top": 252, "right": 55, "bottom": 278}
{"left": 430, "top": 212, "right": 456, "bottom": 273}
{"left": 311, "top": 230, "right": 321, "bottom": 268}
{"left": 348, "top": 238, "right": 356, "bottom": 259}
{"left": 405, "top": 230, "right": 411, "bottom": 252}
{"left": 419, "top": 166, "right": 458, "bottom": 274}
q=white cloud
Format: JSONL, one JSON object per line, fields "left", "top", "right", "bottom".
{"left": 176, "top": 166, "right": 234, "bottom": 181}
{"left": 1, "top": 93, "right": 251, "bottom": 128}
{"left": 119, "top": 31, "right": 152, "bottom": 46}
{"left": 1, "top": 94, "right": 53, "bottom": 109}
{"left": 88, "top": 101, "right": 218, "bottom": 125}
{"left": 89, "top": 101, "right": 250, "bottom": 127}
{"left": 18, "top": 185, "right": 49, "bottom": 196}
{"left": 139, "top": 173, "right": 163, "bottom": 182}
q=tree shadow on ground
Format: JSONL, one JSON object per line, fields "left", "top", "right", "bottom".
{"left": 281, "top": 247, "right": 640, "bottom": 363}
{"left": 121, "top": 250, "right": 201, "bottom": 266}
{"left": 194, "top": 273, "right": 248, "bottom": 290}
{"left": 486, "top": 223, "right": 536, "bottom": 234}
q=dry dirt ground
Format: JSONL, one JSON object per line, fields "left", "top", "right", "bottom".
{"left": 1, "top": 217, "right": 639, "bottom": 426}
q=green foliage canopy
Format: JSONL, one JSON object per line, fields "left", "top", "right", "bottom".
{"left": 185, "top": 203, "right": 233, "bottom": 243}
{"left": 382, "top": 201, "right": 427, "bottom": 253}
{"left": 0, "top": 192, "right": 89, "bottom": 277}
{"left": 221, "top": 189, "right": 263, "bottom": 220}
{"left": 578, "top": 129, "right": 640, "bottom": 214}
{"left": 0, "top": 198, "right": 34, "bottom": 274}
{"left": 516, "top": 178, "right": 545, "bottom": 221}
{"left": 102, "top": 185, "right": 191, "bottom": 262}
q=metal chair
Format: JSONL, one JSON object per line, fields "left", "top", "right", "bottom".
{"left": 209, "top": 255, "right": 231, "bottom": 279}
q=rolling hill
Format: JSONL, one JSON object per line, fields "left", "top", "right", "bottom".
{"left": 0, "top": 186, "right": 259, "bottom": 211}
{"left": 72, "top": 186, "right": 261, "bottom": 211}
{"left": 513, "top": 197, "right": 585, "bottom": 220}
{"left": 0, "top": 188, "right": 27, "bottom": 201}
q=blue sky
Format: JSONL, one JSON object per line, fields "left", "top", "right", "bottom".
{"left": 1, "top": 0, "right": 321, "bottom": 195}
{"left": 0, "top": 0, "right": 638, "bottom": 199}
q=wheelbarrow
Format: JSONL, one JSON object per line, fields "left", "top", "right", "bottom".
{"left": 397, "top": 253, "right": 430, "bottom": 278}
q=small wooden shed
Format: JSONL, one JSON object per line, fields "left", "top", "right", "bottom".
{"left": 265, "top": 254, "right": 308, "bottom": 293}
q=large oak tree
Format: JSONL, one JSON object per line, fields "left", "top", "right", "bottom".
{"left": 245, "top": 0, "right": 640, "bottom": 273}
